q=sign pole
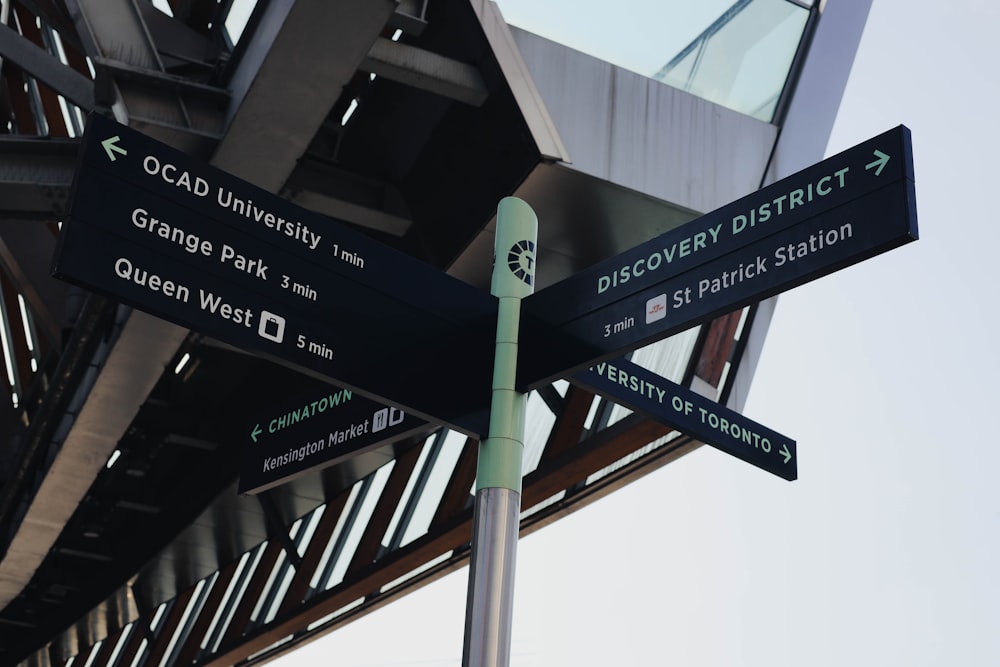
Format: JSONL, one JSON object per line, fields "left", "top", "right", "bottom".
{"left": 462, "top": 198, "right": 537, "bottom": 667}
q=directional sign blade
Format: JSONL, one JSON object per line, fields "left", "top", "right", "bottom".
{"left": 573, "top": 358, "right": 797, "bottom": 480}
{"left": 53, "top": 113, "right": 497, "bottom": 436}
{"left": 519, "top": 125, "right": 918, "bottom": 389}
{"left": 74, "top": 114, "right": 494, "bottom": 323}
{"left": 238, "top": 387, "right": 429, "bottom": 495}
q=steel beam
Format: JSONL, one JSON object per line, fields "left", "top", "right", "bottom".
{"left": 0, "top": 137, "right": 79, "bottom": 222}
{"left": 0, "top": 22, "right": 94, "bottom": 111}
{"left": 361, "top": 37, "right": 488, "bottom": 106}
{"left": 65, "top": 0, "right": 226, "bottom": 145}
{"left": 215, "top": 0, "right": 397, "bottom": 192}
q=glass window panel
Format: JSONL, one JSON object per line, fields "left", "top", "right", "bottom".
{"left": 398, "top": 430, "right": 468, "bottom": 546}
{"left": 159, "top": 578, "right": 208, "bottom": 667}
{"left": 151, "top": 0, "right": 173, "bottom": 17}
{"left": 382, "top": 436, "right": 437, "bottom": 548}
{"left": 292, "top": 505, "right": 324, "bottom": 559}
{"left": 495, "top": 0, "right": 737, "bottom": 77}
{"left": 249, "top": 549, "right": 287, "bottom": 622}
{"left": 306, "top": 598, "right": 365, "bottom": 632}
{"left": 262, "top": 567, "right": 295, "bottom": 624}
{"left": 378, "top": 551, "right": 453, "bottom": 594}
{"left": 521, "top": 490, "right": 566, "bottom": 520}
{"left": 522, "top": 390, "right": 557, "bottom": 475}
{"left": 583, "top": 393, "right": 601, "bottom": 430}
{"left": 308, "top": 484, "right": 365, "bottom": 590}
{"left": 632, "top": 325, "right": 701, "bottom": 384}
{"left": 246, "top": 635, "right": 294, "bottom": 662}
{"left": 129, "top": 639, "right": 148, "bottom": 667}
{"left": 655, "top": 0, "right": 811, "bottom": 121}
{"left": 585, "top": 430, "right": 684, "bottom": 485}
{"left": 606, "top": 401, "right": 633, "bottom": 427}
{"left": 225, "top": 0, "right": 259, "bottom": 46}
{"left": 106, "top": 623, "right": 134, "bottom": 667}
{"left": 498, "top": 0, "right": 811, "bottom": 122}
{"left": 149, "top": 601, "right": 168, "bottom": 633}
{"left": 322, "top": 461, "right": 395, "bottom": 588}
{"left": 80, "top": 641, "right": 102, "bottom": 667}
{"left": 206, "top": 545, "right": 265, "bottom": 653}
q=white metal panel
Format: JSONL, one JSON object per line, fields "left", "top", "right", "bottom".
{"left": 511, "top": 26, "right": 779, "bottom": 215}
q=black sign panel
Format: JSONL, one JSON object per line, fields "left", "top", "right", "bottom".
{"left": 239, "top": 386, "right": 429, "bottom": 495}
{"left": 574, "top": 359, "right": 796, "bottom": 480}
{"left": 53, "top": 114, "right": 497, "bottom": 436}
{"left": 53, "top": 117, "right": 920, "bottom": 484}
{"left": 75, "top": 114, "right": 495, "bottom": 323}
{"left": 519, "top": 125, "right": 918, "bottom": 389}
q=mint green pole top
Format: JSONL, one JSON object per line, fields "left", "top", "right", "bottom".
{"left": 491, "top": 198, "right": 537, "bottom": 299}
{"left": 476, "top": 197, "right": 537, "bottom": 492}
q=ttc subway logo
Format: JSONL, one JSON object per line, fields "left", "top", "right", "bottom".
{"left": 645, "top": 294, "right": 666, "bottom": 324}
{"left": 507, "top": 239, "right": 536, "bottom": 286}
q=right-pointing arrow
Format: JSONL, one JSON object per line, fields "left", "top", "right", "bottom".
{"left": 779, "top": 443, "right": 792, "bottom": 464}
{"left": 865, "top": 149, "right": 890, "bottom": 176}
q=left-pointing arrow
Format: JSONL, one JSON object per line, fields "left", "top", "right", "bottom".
{"left": 251, "top": 424, "right": 263, "bottom": 443}
{"left": 101, "top": 135, "right": 127, "bottom": 162}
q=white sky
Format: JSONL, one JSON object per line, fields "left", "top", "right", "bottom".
{"left": 273, "top": 0, "right": 1000, "bottom": 665}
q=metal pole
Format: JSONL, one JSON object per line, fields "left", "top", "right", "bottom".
{"left": 463, "top": 197, "right": 537, "bottom": 667}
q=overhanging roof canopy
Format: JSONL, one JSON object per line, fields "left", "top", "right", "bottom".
{"left": 0, "top": 0, "right": 871, "bottom": 664}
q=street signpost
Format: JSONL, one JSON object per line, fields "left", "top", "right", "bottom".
{"left": 53, "top": 113, "right": 497, "bottom": 436}
{"left": 53, "top": 114, "right": 919, "bottom": 667}
{"left": 238, "top": 386, "right": 429, "bottom": 495}
{"left": 573, "top": 358, "right": 797, "bottom": 480}
{"left": 53, "top": 116, "right": 917, "bottom": 480}
{"left": 463, "top": 198, "right": 537, "bottom": 667}
{"left": 518, "top": 125, "right": 918, "bottom": 389}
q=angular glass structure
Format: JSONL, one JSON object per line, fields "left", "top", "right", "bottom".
{"left": 654, "top": 0, "right": 813, "bottom": 121}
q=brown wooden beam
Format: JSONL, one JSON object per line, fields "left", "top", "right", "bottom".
{"left": 143, "top": 587, "right": 195, "bottom": 667}
{"left": 276, "top": 492, "right": 350, "bottom": 619}
{"left": 346, "top": 442, "right": 423, "bottom": 576}
{"left": 217, "top": 541, "right": 284, "bottom": 650}
{"left": 200, "top": 414, "right": 678, "bottom": 667}
{"left": 694, "top": 311, "right": 743, "bottom": 387}
{"left": 202, "top": 516, "right": 474, "bottom": 667}
{"left": 89, "top": 624, "right": 124, "bottom": 666}
{"left": 429, "top": 435, "right": 477, "bottom": 531}
{"left": 173, "top": 560, "right": 240, "bottom": 666}
{"left": 108, "top": 623, "right": 144, "bottom": 667}
{"left": 537, "top": 385, "right": 595, "bottom": 463}
{"left": 523, "top": 414, "right": 672, "bottom": 510}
